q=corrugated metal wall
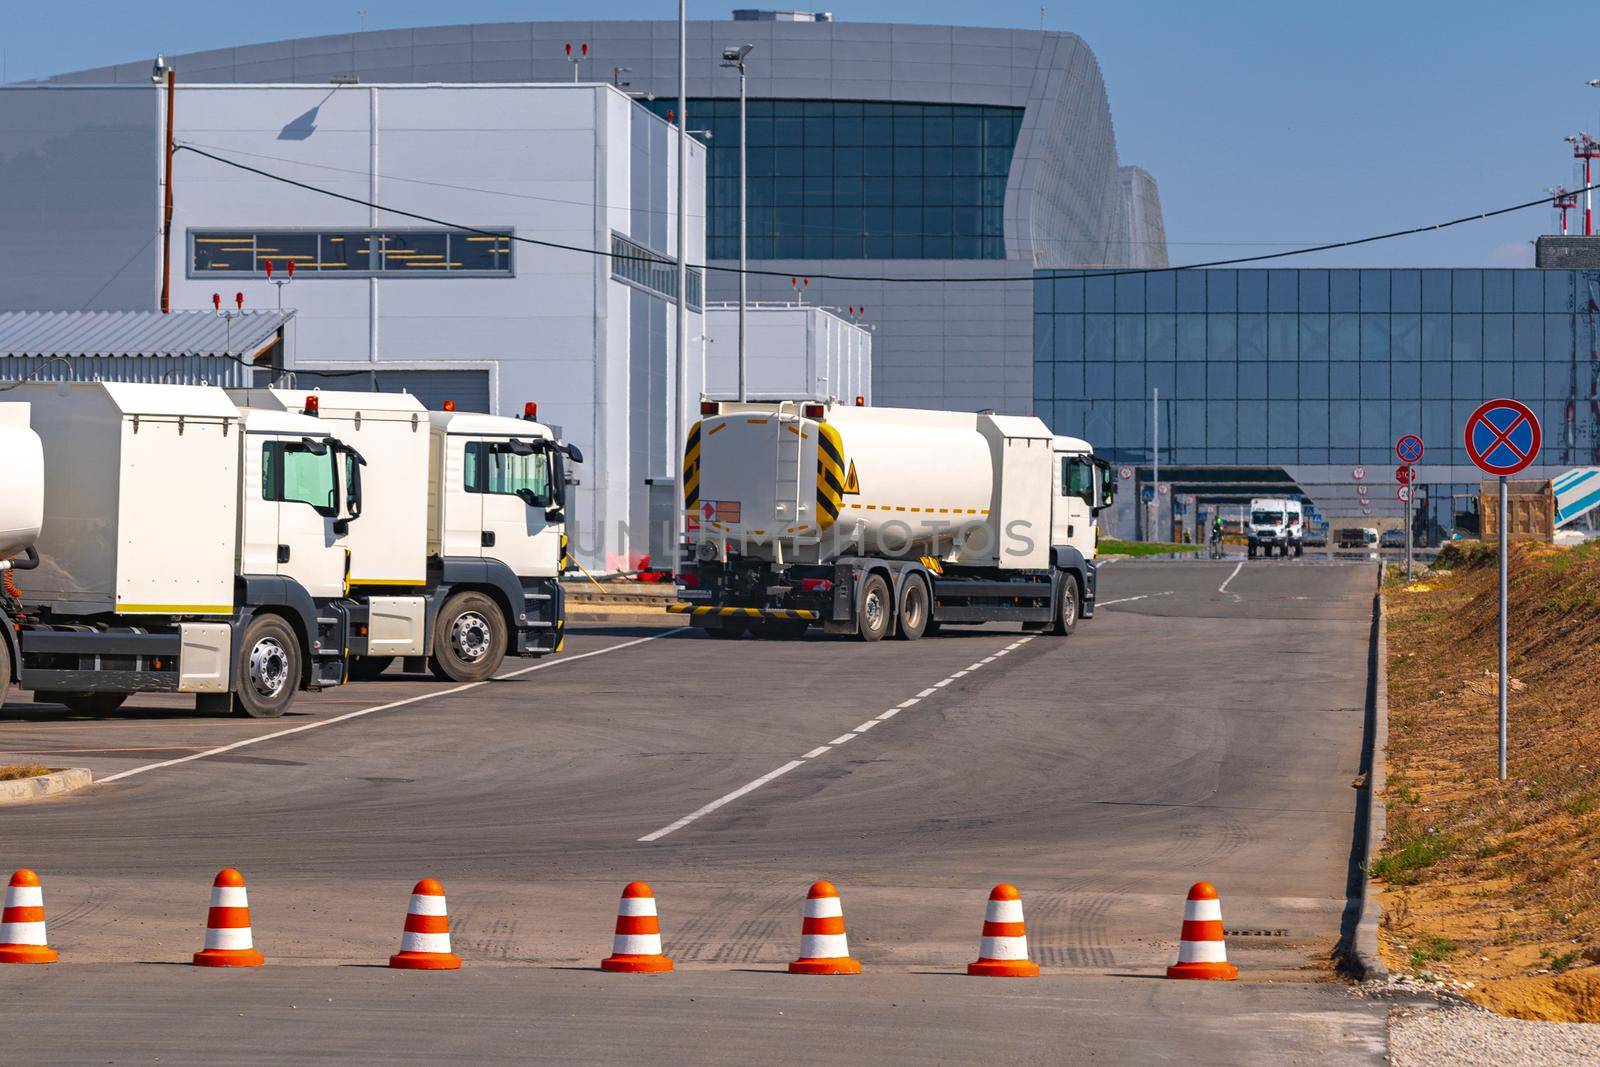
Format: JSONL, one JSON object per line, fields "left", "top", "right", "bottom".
{"left": 0, "top": 355, "right": 259, "bottom": 388}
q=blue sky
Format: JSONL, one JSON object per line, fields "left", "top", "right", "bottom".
{"left": 7, "top": 1, "right": 1599, "bottom": 269}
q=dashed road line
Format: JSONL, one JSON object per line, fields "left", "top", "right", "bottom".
{"left": 1097, "top": 591, "right": 1175, "bottom": 608}
{"left": 97, "top": 630, "right": 689, "bottom": 785}
{"left": 638, "top": 634, "right": 1037, "bottom": 842}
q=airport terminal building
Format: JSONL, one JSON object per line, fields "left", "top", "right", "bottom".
{"left": 1034, "top": 267, "right": 1600, "bottom": 542}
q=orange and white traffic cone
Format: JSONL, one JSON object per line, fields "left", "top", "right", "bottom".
{"left": 192, "top": 868, "right": 265, "bottom": 967}
{"left": 967, "top": 883, "right": 1039, "bottom": 977}
{"left": 1166, "top": 881, "right": 1238, "bottom": 980}
{"left": 788, "top": 880, "right": 862, "bottom": 975}
{"left": 600, "top": 881, "right": 673, "bottom": 973}
{"left": 0, "top": 869, "right": 59, "bottom": 964}
{"left": 389, "top": 877, "right": 461, "bottom": 970}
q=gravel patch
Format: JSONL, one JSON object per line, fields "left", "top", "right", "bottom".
{"left": 1391, "top": 1005, "right": 1600, "bottom": 1065}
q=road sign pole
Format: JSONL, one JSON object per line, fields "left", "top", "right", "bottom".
{"left": 1405, "top": 470, "right": 1413, "bottom": 582}
{"left": 1498, "top": 473, "right": 1508, "bottom": 781}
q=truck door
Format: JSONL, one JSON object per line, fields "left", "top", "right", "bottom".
{"left": 1055, "top": 454, "right": 1094, "bottom": 552}
{"left": 463, "top": 437, "right": 559, "bottom": 578}
{"left": 261, "top": 435, "right": 348, "bottom": 598}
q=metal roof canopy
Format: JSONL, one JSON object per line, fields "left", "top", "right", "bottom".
{"left": 0, "top": 310, "right": 292, "bottom": 363}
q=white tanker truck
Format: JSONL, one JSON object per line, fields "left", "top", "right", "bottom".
{"left": 671, "top": 400, "right": 1115, "bottom": 639}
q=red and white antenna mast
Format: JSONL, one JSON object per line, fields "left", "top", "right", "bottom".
{"left": 1549, "top": 185, "right": 1580, "bottom": 235}
{"left": 1565, "top": 133, "right": 1600, "bottom": 235}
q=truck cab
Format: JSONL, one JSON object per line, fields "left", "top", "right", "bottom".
{"left": 1247, "top": 497, "right": 1304, "bottom": 559}
{"left": 1052, "top": 436, "right": 1115, "bottom": 564}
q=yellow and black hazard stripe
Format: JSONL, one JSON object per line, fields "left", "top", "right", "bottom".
{"left": 683, "top": 419, "right": 702, "bottom": 510}
{"left": 666, "top": 604, "right": 821, "bottom": 620}
{"left": 815, "top": 421, "right": 846, "bottom": 531}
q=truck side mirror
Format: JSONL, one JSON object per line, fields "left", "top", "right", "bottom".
{"left": 564, "top": 442, "right": 584, "bottom": 464}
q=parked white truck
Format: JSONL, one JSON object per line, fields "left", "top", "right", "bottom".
{"left": 229, "top": 389, "right": 577, "bottom": 681}
{"left": 1247, "top": 497, "right": 1305, "bottom": 558}
{"left": 2, "top": 382, "right": 360, "bottom": 716}
{"left": 671, "top": 400, "right": 1114, "bottom": 639}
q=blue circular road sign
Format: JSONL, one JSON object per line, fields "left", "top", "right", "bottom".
{"left": 1396, "top": 434, "right": 1424, "bottom": 464}
{"left": 1464, "top": 399, "right": 1541, "bottom": 477}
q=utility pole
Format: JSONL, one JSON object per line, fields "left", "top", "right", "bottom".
{"left": 154, "top": 56, "right": 176, "bottom": 313}
{"left": 721, "top": 45, "right": 753, "bottom": 402}
{"left": 1150, "top": 387, "right": 1160, "bottom": 541}
{"left": 673, "top": 2, "right": 689, "bottom": 577}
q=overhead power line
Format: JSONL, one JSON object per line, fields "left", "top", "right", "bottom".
{"left": 175, "top": 144, "right": 1598, "bottom": 285}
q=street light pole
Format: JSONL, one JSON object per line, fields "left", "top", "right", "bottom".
{"left": 721, "top": 44, "right": 754, "bottom": 403}
{"left": 673, "top": 2, "right": 689, "bottom": 578}
{"left": 1151, "top": 386, "right": 1160, "bottom": 541}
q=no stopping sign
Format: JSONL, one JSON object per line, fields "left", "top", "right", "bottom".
{"left": 1464, "top": 399, "right": 1541, "bottom": 477}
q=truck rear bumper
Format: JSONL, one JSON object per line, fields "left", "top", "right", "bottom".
{"left": 667, "top": 604, "right": 820, "bottom": 622}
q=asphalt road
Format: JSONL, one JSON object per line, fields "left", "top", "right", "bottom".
{"left": 1, "top": 558, "right": 1384, "bottom": 1063}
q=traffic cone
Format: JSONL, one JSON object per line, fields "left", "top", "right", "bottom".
{"left": 0, "top": 869, "right": 59, "bottom": 964}
{"left": 788, "top": 880, "right": 862, "bottom": 975}
{"left": 967, "top": 883, "right": 1039, "bottom": 977}
{"left": 600, "top": 881, "right": 673, "bottom": 973}
{"left": 192, "top": 868, "right": 265, "bottom": 967}
{"left": 389, "top": 877, "right": 461, "bottom": 970}
{"left": 1166, "top": 881, "right": 1238, "bottom": 980}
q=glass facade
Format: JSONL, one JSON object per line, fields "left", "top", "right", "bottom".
{"left": 643, "top": 98, "right": 1023, "bottom": 260}
{"left": 191, "top": 229, "right": 514, "bottom": 275}
{"left": 1035, "top": 268, "right": 1600, "bottom": 471}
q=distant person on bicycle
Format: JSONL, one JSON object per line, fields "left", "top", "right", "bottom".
{"left": 1209, "top": 516, "right": 1225, "bottom": 557}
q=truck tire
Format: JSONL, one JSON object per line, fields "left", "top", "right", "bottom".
{"left": 858, "top": 574, "right": 891, "bottom": 642}
{"left": 234, "top": 614, "right": 300, "bottom": 719}
{"left": 54, "top": 691, "right": 129, "bottom": 716}
{"left": 1247, "top": 544, "right": 1256, "bottom": 559}
{"left": 1294, "top": 542, "right": 1304, "bottom": 558}
{"left": 893, "top": 575, "right": 930, "bottom": 641}
{"left": 1051, "top": 572, "right": 1080, "bottom": 636}
{"left": 348, "top": 656, "right": 394, "bottom": 681}
{"left": 0, "top": 639, "right": 10, "bottom": 701}
{"left": 429, "top": 591, "right": 506, "bottom": 682}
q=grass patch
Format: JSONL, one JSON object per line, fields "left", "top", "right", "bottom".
{"left": 1098, "top": 539, "right": 1201, "bottom": 557}
{"left": 1370, "top": 822, "right": 1458, "bottom": 886}
{"left": 1409, "top": 934, "right": 1462, "bottom": 969}
{"left": 0, "top": 763, "right": 51, "bottom": 782}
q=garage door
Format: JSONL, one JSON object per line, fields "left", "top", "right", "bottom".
{"left": 290, "top": 368, "right": 492, "bottom": 413}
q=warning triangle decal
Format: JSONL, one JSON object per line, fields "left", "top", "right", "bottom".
{"left": 842, "top": 460, "right": 861, "bottom": 495}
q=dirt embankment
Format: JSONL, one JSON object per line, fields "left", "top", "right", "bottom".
{"left": 1378, "top": 540, "right": 1600, "bottom": 1022}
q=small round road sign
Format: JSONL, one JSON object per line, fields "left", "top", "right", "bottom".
{"left": 1119, "top": 466, "right": 1133, "bottom": 481}
{"left": 1396, "top": 434, "right": 1424, "bottom": 464}
{"left": 1397, "top": 485, "right": 1411, "bottom": 502}
{"left": 1352, "top": 466, "right": 1366, "bottom": 480}
{"left": 1357, "top": 483, "right": 1368, "bottom": 496}
{"left": 1157, "top": 483, "right": 1169, "bottom": 496}
{"left": 1395, "top": 465, "right": 1416, "bottom": 485}
{"left": 1464, "top": 399, "right": 1541, "bottom": 477}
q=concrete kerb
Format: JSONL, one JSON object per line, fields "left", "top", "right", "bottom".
{"left": 1340, "top": 561, "right": 1390, "bottom": 981}
{"left": 0, "top": 767, "right": 93, "bottom": 805}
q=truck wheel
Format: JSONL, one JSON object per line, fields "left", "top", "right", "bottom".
{"left": 234, "top": 615, "right": 300, "bottom": 719}
{"left": 1294, "top": 543, "right": 1304, "bottom": 558}
{"left": 1247, "top": 545, "right": 1256, "bottom": 559}
{"left": 858, "top": 574, "right": 891, "bottom": 642}
{"left": 893, "top": 576, "right": 929, "bottom": 641}
{"left": 430, "top": 591, "right": 506, "bottom": 682}
{"left": 348, "top": 656, "right": 394, "bottom": 681}
{"left": 55, "top": 691, "right": 129, "bottom": 716}
{"left": 0, "top": 639, "right": 10, "bottom": 702}
{"left": 1051, "top": 573, "right": 1080, "bottom": 636}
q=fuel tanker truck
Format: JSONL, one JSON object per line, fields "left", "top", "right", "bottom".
{"left": 670, "top": 400, "right": 1115, "bottom": 640}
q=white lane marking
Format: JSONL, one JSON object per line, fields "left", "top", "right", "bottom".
{"left": 97, "top": 629, "right": 688, "bottom": 785}
{"left": 1097, "top": 591, "right": 1174, "bottom": 608}
{"left": 639, "top": 634, "right": 1038, "bottom": 842}
{"left": 636, "top": 759, "right": 806, "bottom": 843}
{"left": 981, "top": 656, "right": 997, "bottom": 664}
{"left": 949, "top": 670, "right": 969, "bottom": 679}
{"left": 965, "top": 662, "right": 985, "bottom": 671}
{"left": 1218, "top": 561, "right": 1245, "bottom": 595}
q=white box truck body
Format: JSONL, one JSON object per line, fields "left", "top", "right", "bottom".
{"left": 673, "top": 400, "right": 1113, "bottom": 639}
{"left": 1, "top": 383, "right": 361, "bottom": 717}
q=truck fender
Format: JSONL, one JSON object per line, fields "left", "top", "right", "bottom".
{"left": 0, "top": 614, "right": 19, "bottom": 685}
{"left": 236, "top": 575, "right": 322, "bottom": 686}
{"left": 430, "top": 557, "right": 525, "bottom": 644}
{"left": 1050, "top": 546, "right": 1096, "bottom": 618}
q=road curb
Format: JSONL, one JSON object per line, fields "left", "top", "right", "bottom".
{"left": 1344, "top": 562, "right": 1390, "bottom": 981}
{"left": 0, "top": 767, "right": 93, "bottom": 805}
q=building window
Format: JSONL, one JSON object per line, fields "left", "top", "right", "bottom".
{"left": 610, "top": 233, "right": 704, "bottom": 311}
{"left": 190, "top": 229, "right": 514, "bottom": 276}
{"left": 644, "top": 98, "right": 1023, "bottom": 261}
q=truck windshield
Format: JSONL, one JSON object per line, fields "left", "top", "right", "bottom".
{"left": 465, "top": 440, "right": 552, "bottom": 508}
{"left": 1061, "top": 456, "right": 1094, "bottom": 505}
{"left": 1251, "top": 510, "right": 1283, "bottom": 525}
{"left": 263, "top": 441, "right": 338, "bottom": 516}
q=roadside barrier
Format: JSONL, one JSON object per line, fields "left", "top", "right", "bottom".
{"left": 1166, "top": 881, "right": 1238, "bottom": 980}
{"left": 600, "top": 881, "right": 674, "bottom": 973}
{"left": 788, "top": 880, "right": 861, "bottom": 975}
{"left": 0, "top": 869, "right": 58, "bottom": 964}
{"left": 389, "top": 878, "right": 461, "bottom": 970}
{"left": 193, "top": 868, "right": 265, "bottom": 968}
{"left": 967, "top": 883, "right": 1039, "bottom": 977}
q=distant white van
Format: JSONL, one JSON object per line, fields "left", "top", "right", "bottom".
{"left": 1248, "top": 497, "right": 1304, "bottom": 559}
